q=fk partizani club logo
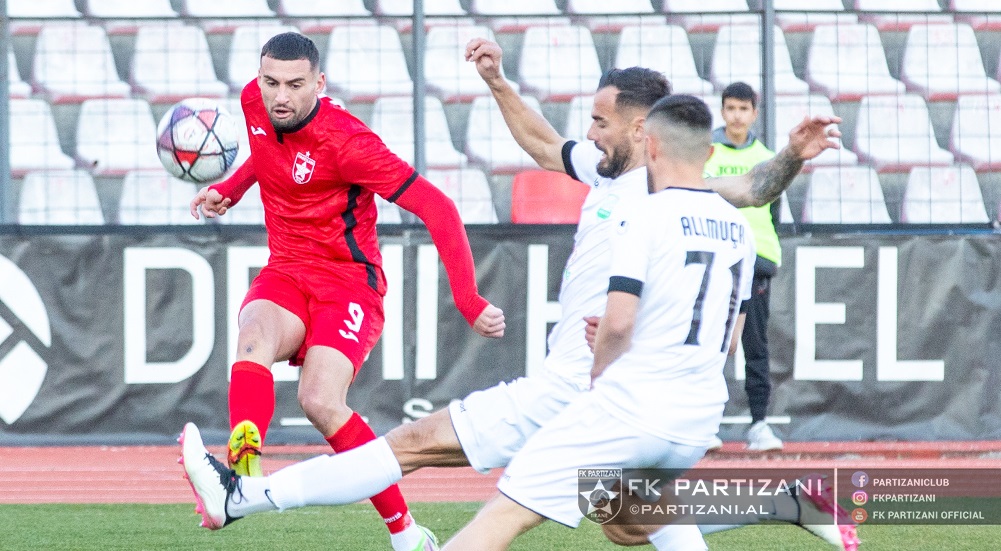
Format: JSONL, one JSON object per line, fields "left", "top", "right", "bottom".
{"left": 0, "top": 254, "right": 51, "bottom": 424}
{"left": 578, "top": 468, "right": 623, "bottom": 524}
{"left": 293, "top": 151, "right": 316, "bottom": 184}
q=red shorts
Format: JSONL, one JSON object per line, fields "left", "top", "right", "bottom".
{"left": 241, "top": 261, "right": 385, "bottom": 373}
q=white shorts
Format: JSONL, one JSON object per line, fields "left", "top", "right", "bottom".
{"left": 497, "top": 392, "right": 707, "bottom": 528}
{"left": 449, "top": 370, "right": 586, "bottom": 473}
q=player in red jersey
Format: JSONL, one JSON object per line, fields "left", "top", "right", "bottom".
{"left": 185, "top": 32, "right": 504, "bottom": 551}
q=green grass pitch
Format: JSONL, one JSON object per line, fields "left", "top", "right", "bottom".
{"left": 0, "top": 502, "right": 997, "bottom": 550}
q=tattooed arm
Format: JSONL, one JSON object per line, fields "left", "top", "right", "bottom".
{"left": 710, "top": 115, "right": 843, "bottom": 208}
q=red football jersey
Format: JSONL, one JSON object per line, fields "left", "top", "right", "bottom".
{"left": 241, "top": 80, "right": 415, "bottom": 295}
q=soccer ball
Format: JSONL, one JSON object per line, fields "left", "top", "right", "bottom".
{"left": 156, "top": 99, "right": 240, "bottom": 183}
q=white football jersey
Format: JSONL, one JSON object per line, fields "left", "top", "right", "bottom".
{"left": 594, "top": 187, "right": 756, "bottom": 446}
{"left": 543, "top": 141, "right": 651, "bottom": 387}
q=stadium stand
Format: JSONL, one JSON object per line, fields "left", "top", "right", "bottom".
{"left": 6, "top": 0, "right": 81, "bottom": 34}
{"left": 853, "top": 0, "right": 953, "bottom": 31}
{"left": 900, "top": 23, "right": 1001, "bottom": 101}
{"left": 8, "top": 99, "right": 75, "bottom": 176}
{"left": 660, "top": 0, "right": 758, "bottom": 33}
{"left": 801, "top": 166, "right": 892, "bottom": 223}
{"left": 176, "top": 0, "right": 275, "bottom": 33}
{"left": 949, "top": 93, "right": 1001, "bottom": 171}
{"left": 511, "top": 170, "right": 589, "bottom": 224}
{"left": 369, "top": 96, "right": 468, "bottom": 169}
{"left": 118, "top": 170, "right": 201, "bottom": 225}
{"left": 227, "top": 24, "right": 301, "bottom": 92}
{"left": 31, "top": 24, "right": 131, "bottom": 103}
{"left": 563, "top": 0, "right": 661, "bottom": 33}
{"left": 710, "top": 24, "right": 810, "bottom": 95}
{"left": 426, "top": 168, "right": 499, "bottom": 224}
{"left": 424, "top": 25, "right": 518, "bottom": 103}
{"left": 130, "top": 24, "right": 229, "bottom": 103}
{"left": 465, "top": 0, "right": 568, "bottom": 32}
{"left": 18, "top": 170, "right": 105, "bottom": 225}
{"left": 772, "top": 95, "right": 858, "bottom": 169}
{"left": 614, "top": 24, "right": 715, "bottom": 95}
{"left": 806, "top": 23, "right": 906, "bottom": 102}
{"left": 517, "top": 26, "right": 603, "bottom": 102}
{"left": 324, "top": 25, "right": 413, "bottom": 102}
{"left": 274, "top": 0, "right": 373, "bottom": 33}
{"left": 8, "top": 49, "right": 32, "bottom": 98}
{"left": 563, "top": 95, "right": 595, "bottom": 143}
{"left": 79, "top": 0, "right": 178, "bottom": 34}
{"left": 465, "top": 95, "right": 544, "bottom": 173}
{"left": 900, "top": 165, "right": 989, "bottom": 224}
{"left": 771, "top": 0, "right": 857, "bottom": 32}
{"left": 853, "top": 94, "right": 954, "bottom": 172}
{"left": 949, "top": 0, "right": 1001, "bottom": 31}
{"left": 373, "top": 0, "right": 470, "bottom": 31}
{"left": 75, "top": 98, "right": 162, "bottom": 176}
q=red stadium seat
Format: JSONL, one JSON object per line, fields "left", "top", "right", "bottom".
{"left": 511, "top": 170, "right": 589, "bottom": 224}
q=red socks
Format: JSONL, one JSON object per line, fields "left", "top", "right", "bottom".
{"left": 229, "top": 360, "right": 275, "bottom": 442}
{"left": 327, "top": 412, "right": 412, "bottom": 534}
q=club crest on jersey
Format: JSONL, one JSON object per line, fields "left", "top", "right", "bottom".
{"left": 293, "top": 151, "right": 316, "bottom": 184}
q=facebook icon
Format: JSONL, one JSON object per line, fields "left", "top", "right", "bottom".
{"left": 851, "top": 471, "right": 869, "bottom": 488}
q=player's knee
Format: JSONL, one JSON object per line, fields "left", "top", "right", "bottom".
{"left": 298, "top": 388, "right": 352, "bottom": 432}
{"left": 603, "top": 524, "right": 654, "bottom": 547}
{"left": 235, "top": 317, "right": 280, "bottom": 360}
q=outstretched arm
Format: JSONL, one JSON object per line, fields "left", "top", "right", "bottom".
{"left": 466, "top": 38, "right": 567, "bottom": 172}
{"left": 190, "top": 160, "right": 256, "bottom": 219}
{"left": 709, "top": 115, "right": 843, "bottom": 208}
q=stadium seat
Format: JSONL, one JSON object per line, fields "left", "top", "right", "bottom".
{"left": 177, "top": 0, "right": 275, "bottom": 33}
{"left": 7, "top": 0, "right": 81, "bottom": 34}
{"left": 18, "top": 170, "right": 105, "bottom": 225}
{"left": 772, "top": 0, "right": 857, "bottom": 32}
{"left": 517, "top": 26, "right": 603, "bottom": 102}
{"left": 900, "top": 165, "right": 989, "bottom": 223}
{"left": 711, "top": 25, "right": 810, "bottom": 95}
{"left": 75, "top": 98, "right": 163, "bottom": 176}
{"left": 373, "top": 0, "right": 470, "bottom": 31}
{"left": 772, "top": 95, "right": 858, "bottom": 169}
{"left": 274, "top": 0, "right": 373, "bottom": 33}
{"left": 465, "top": 95, "right": 543, "bottom": 173}
{"left": 949, "top": 0, "right": 1001, "bottom": 31}
{"left": 901, "top": 23, "right": 1001, "bottom": 101}
{"left": 778, "top": 192, "right": 795, "bottom": 224}
{"left": 118, "top": 170, "right": 201, "bottom": 225}
{"left": 950, "top": 94, "right": 1001, "bottom": 171}
{"left": 466, "top": 0, "right": 568, "bottom": 32}
{"left": 614, "top": 24, "right": 714, "bottom": 95}
{"left": 853, "top": 95, "right": 954, "bottom": 172}
{"left": 31, "top": 24, "right": 131, "bottom": 103}
{"left": 369, "top": 96, "right": 467, "bottom": 169}
{"left": 325, "top": 25, "right": 413, "bottom": 102}
{"left": 130, "top": 24, "right": 229, "bottom": 103}
{"left": 806, "top": 23, "right": 906, "bottom": 102}
{"left": 511, "top": 170, "right": 589, "bottom": 224}
{"left": 80, "top": 0, "right": 178, "bottom": 33}
{"left": 425, "top": 25, "right": 518, "bottom": 103}
{"left": 217, "top": 183, "right": 266, "bottom": 225}
{"left": 564, "top": 95, "right": 595, "bottom": 143}
{"left": 659, "top": 0, "right": 758, "bottom": 33}
{"left": 563, "top": 0, "right": 661, "bottom": 32}
{"left": 853, "top": 0, "right": 953, "bottom": 31}
{"left": 227, "top": 24, "right": 300, "bottom": 92}
{"left": 426, "top": 168, "right": 499, "bottom": 224}
{"left": 8, "top": 49, "right": 31, "bottom": 98}
{"left": 801, "top": 166, "right": 892, "bottom": 223}
{"left": 698, "top": 95, "right": 725, "bottom": 130}
{"left": 8, "top": 99, "right": 75, "bottom": 176}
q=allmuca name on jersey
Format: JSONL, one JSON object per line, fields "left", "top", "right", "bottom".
{"left": 680, "top": 216, "right": 746, "bottom": 248}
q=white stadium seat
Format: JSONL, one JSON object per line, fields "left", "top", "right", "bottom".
{"left": 901, "top": 23, "right": 1001, "bottom": 101}
{"left": 854, "top": 0, "right": 953, "bottom": 31}
{"left": 660, "top": 0, "right": 758, "bottom": 33}
{"left": 853, "top": 95, "right": 954, "bottom": 172}
{"left": 465, "top": 95, "right": 543, "bottom": 173}
{"left": 177, "top": 0, "right": 275, "bottom": 33}
{"left": 80, "top": 0, "right": 178, "bottom": 32}
{"left": 7, "top": 0, "right": 81, "bottom": 34}
{"left": 118, "top": 170, "right": 202, "bottom": 225}
{"left": 227, "top": 24, "right": 300, "bottom": 92}
{"left": 32, "top": 24, "right": 131, "bottom": 103}
{"left": 274, "top": 0, "right": 373, "bottom": 33}
{"left": 372, "top": 0, "right": 470, "bottom": 31}
{"left": 426, "top": 169, "right": 499, "bottom": 224}
{"left": 517, "top": 26, "right": 603, "bottom": 102}
{"left": 949, "top": 0, "right": 1001, "bottom": 31}
{"left": 370, "top": 96, "right": 468, "bottom": 169}
{"left": 8, "top": 49, "right": 32, "bottom": 98}
{"left": 19, "top": 170, "right": 105, "bottom": 225}
{"left": 711, "top": 25, "right": 810, "bottom": 95}
{"left": 801, "top": 166, "right": 892, "bottom": 224}
{"left": 950, "top": 94, "right": 1001, "bottom": 171}
{"left": 130, "top": 24, "right": 229, "bottom": 103}
{"left": 698, "top": 95, "right": 725, "bottom": 131}
{"left": 466, "top": 0, "right": 568, "bottom": 32}
{"left": 325, "top": 25, "right": 413, "bottom": 102}
{"left": 901, "top": 166, "right": 988, "bottom": 223}
{"left": 9, "top": 99, "right": 76, "bottom": 176}
{"left": 772, "top": 95, "right": 858, "bottom": 169}
{"left": 806, "top": 23, "right": 905, "bottom": 102}
{"left": 75, "top": 98, "right": 163, "bottom": 176}
{"left": 563, "top": 0, "right": 661, "bottom": 32}
{"left": 564, "top": 95, "right": 595, "bottom": 143}
{"left": 778, "top": 192, "right": 795, "bottom": 224}
{"left": 772, "top": 0, "right": 857, "bottom": 32}
{"left": 614, "top": 24, "right": 714, "bottom": 95}
{"left": 425, "top": 25, "right": 518, "bottom": 103}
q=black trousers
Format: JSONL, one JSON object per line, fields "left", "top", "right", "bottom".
{"left": 743, "top": 257, "right": 777, "bottom": 424}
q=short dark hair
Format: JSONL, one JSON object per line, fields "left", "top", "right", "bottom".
{"left": 261, "top": 32, "right": 320, "bottom": 72}
{"left": 721, "top": 81, "right": 758, "bottom": 109}
{"left": 598, "top": 67, "right": 672, "bottom": 113}
{"left": 647, "top": 94, "right": 713, "bottom": 134}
